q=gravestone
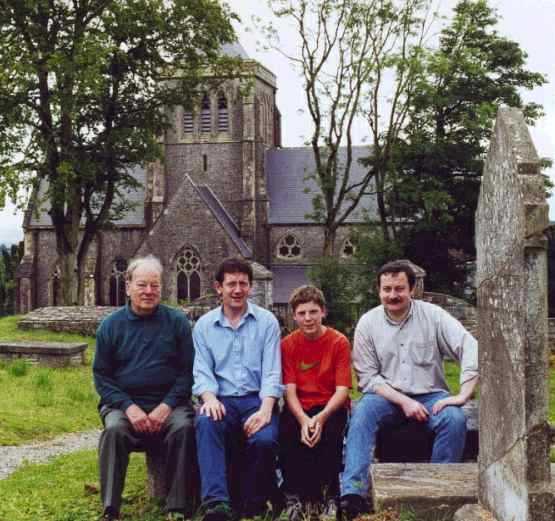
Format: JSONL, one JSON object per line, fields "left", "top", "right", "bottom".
{"left": 474, "top": 106, "right": 553, "bottom": 520}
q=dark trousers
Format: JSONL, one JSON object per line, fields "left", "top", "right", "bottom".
{"left": 98, "top": 405, "right": 196, "bottom": 515}
{"left": 279, "top": 406, "right": 348, "bottom": 502}
{"left": 195, "top": 394, "right": 279, "bottom": 514}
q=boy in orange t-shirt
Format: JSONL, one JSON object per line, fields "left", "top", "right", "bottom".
{"left": 279, "top": 285, "right": 352, "bottom": 521}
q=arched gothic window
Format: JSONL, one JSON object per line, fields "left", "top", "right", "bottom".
{"left": 183, "top": 108, "right": 194, "bottom": 134}
{"left": 177, "top": 248, "right": 201, "bottom": 301}
{"left": 277, "top": 234, "right": 302, "bottom": 259}
{"left": 110, "top": 258, "right": 128, "bottom": 306}
{"left": 217, "top": 93, "right": 229, "bottom": 132}
{"left": 341, "top": 238, "right": 357, "bottom": 258}
{"left": 200, "top": 94, "right": 211, "bottom": 133}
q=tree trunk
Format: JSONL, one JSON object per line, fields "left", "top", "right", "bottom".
{"left": 60, "top": 250, "right": 79, "bottom": 305}
{"left": 323, "top": 227, "right": 337, "bottom": 257}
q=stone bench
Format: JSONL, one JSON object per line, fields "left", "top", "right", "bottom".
{"left": 0, "top": 341, "right": 88, "bottom": 367}
{"left": 371, "top": 463, "right": 555, "bottom": 517}
{"left": 375, "top": 400, "right": 479, "bottom": 463}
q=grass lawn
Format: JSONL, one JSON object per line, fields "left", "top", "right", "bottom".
{"left": 0, "top": 315, "right": 100, "bottom": 445}
{"left": 0, "top": 449, "right": 429, "bottom": 521}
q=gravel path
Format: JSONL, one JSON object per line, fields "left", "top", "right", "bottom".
{"left": 0, "top": 429, "right": 101, "bottom": 480}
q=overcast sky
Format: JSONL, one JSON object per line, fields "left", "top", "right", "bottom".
{"left": 1, "top": 0, "right": 553, "bottom": 246}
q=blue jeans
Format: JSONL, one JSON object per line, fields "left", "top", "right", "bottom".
{"left": 195, "top": 394, "right": 279, "bottom": 510}
{"left": 340, "top": 391, "right": 466, "bottom": 497}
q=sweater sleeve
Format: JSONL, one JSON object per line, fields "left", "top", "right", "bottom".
{"left": 162, "top": 313, "right": 195, "bottom": 408}
{"left": 93, "top": 318, "right": 134, "bottom": 411}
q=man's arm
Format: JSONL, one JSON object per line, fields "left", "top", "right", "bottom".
{"left": 431, "top": 375, "right": 479, "bottom": 414}
{"left": 353, "top": 319, "right": 430, "bottom": 421}
{"left": 149, "top": 313, "right": 195, "bottom": 432}
{"left": 244, "top": 315, "right": 282, "bottom": 437}
{"left": 374, "top": 383, "right": 430, "bottom": 421}
{"left": 93, "top": 321, "right": 134, "bottom": 411}
{"left": 93, "top": 320, "right": 152, "bottom": 432}
{"left": 193, "top": 321, "right": 225, "bottom": 421}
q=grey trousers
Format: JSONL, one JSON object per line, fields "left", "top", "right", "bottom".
{"left": 98, "top": 405, "right": 196, "bottom": 515}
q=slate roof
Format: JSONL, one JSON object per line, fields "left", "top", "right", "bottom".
{"left": 190, "top": 177, "right": 252, "bottom": 258}
{"left": 272, "top": 264, "right": 310, "bottom": 304}
{"left": 27, "top": 165, "right": 146, "bottom": 228}
{"left": 266, "top": 146, "right": 379, "bottom": 224}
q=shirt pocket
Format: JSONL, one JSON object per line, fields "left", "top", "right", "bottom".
{"left": 410, "top": 341, "right": 435, "bottom": 366}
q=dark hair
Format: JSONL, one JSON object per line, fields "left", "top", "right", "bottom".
{"left": 377, "top": 260, "right": 416, "bottom": 290}
{"left": 289, "top": 285, "right": 326, "bottom": 312}
{"left": 215, "top": 257, "right": 253, "bottom": 284}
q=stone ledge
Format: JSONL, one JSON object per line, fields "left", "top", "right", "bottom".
{"left": 372, "top": 463, "right": 555, "bottom": 517}
{"left": 0, "top": 341, "right": 88, "bottom": 367}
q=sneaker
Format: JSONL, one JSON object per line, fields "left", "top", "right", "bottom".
{"left": 320, "top": 498, "right": 338, "bottom": 521}
{"left": 280, "top": 495, "right": 303, "bottom": 521}
{"left": 166, "top": 511, "right": 187, "bottom": 521}
{"left": 339, "top": 494, "right": 370, "bottom": 521}
{"left": 202, "top": 501, "right": 234, "bottom": 521}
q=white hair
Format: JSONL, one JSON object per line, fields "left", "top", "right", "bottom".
{"left": 126, "top": 254, "right": 163, "bottom": 281}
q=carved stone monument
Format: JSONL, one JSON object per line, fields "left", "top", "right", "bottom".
{"left": 475, "top": 106, "right": 553, "bottom": 520}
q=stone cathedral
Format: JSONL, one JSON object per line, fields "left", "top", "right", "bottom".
{"left": 16, "top": 43, "right": 375, "bottom": 312}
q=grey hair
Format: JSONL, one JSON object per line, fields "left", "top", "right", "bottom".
{"left": 126, "top": 254, "right": 163, "bottom": 282}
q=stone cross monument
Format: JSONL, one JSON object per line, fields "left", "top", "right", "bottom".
{"left": 475, "top": 106, "right": 553, "bottom": 520}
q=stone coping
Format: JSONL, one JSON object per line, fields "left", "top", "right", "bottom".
{"left": 0, "top": 341, "right": 87, "bottom": 355}
{"left": 372, "top": 463, "right": 555, "bottom": 516}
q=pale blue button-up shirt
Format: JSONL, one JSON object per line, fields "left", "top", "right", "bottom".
{"left": 192, "top": 302, "right": 283, "bottom": 399}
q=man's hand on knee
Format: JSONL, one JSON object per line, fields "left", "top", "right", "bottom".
{"left": 199, "top": 396, "right": 226, "bottom": 421}
{"left": 126, "top": 404, "right": 153, "bottom": 433}
{"left": 400, "top": 398, "right": 429, "bottom": 422}
{"left": 431, "top": 395, "right": 464, "bottom": 414}
{"left": 243, "top": 409, "right": 270, "bottom": 438}
{"left": 148, "top": 403, "right": 172, "bottom": 432}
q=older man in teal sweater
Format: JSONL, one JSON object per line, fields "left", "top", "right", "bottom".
{"left": 93, "top": 255, "right": 195, "bottom": 521}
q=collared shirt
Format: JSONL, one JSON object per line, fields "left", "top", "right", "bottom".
{"left": 93, "top": 304, "right": 194, "bottom": 412}
{"left": 353, "top": 299, "right": 478, "bottom": 395}
{"left": 192, "top": 301, "right": 283, "bottom": 399}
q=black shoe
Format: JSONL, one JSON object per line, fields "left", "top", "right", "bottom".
{"left": 100, "top": 508, "right": 119, "bottom": 521}
{"left": 339, "top": 494, "right": 371, "bottom": 521}
{"left": 202, "top": 501, "right": 234, "bottom": 521}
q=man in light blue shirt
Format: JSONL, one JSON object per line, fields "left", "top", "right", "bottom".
{"left": 193, "top": 257, "right": 282, "bottom": 521}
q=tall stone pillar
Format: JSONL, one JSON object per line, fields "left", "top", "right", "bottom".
{"left": 475, "top": 107, "right": 553, "bottom": 520}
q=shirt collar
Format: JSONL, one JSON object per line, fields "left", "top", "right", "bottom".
{"left": 213, "top": 300, "right": 256, "bottom": 327}
{"left": 383, "top": 300, "right": 414, "bottom": 327}
{"left": 125, "top": 303, "right": 162, "bottom": 321}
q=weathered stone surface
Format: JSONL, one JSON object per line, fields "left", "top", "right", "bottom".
{"left": 372, "top": 464, "right": 555, "bottom": 518}
{"left": 18, "top": 306, "right": 117, "bottom": 336}
{"left": 454, "top": 504, "right": 498, "bottom": 521}
{"left": 0, "top": 341, "right": 88, "bottom": 367}
{"left": 475, "top": 106, "right": 552, "bottom": 520}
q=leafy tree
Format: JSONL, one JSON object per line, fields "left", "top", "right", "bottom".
{"left": 307, "top": 256, "right": 360, "bottom": 335}
{"left": 265, "top": 0, "right": 431, "bottom": 255}
{"left": 392, "top": 0, "right": 547, "bottom": 294}
{"left": 0, "top": 243, "right": 22, "bottom": 315}
{"left": 0, "top": 0, "right": 238, "bottom": 304}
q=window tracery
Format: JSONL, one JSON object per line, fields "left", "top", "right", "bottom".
{"left": 177, "top": 248, "right": 201, "bottom": 301}
{"left": 277, "top": 234, "right": 302, "bottom": 259}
